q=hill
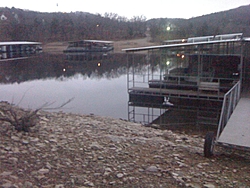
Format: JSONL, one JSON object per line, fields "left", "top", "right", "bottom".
{"left": 0, "top": 8, "right": 146, "bottom": 42}
{"left": 148, "top": 4, "right": 250, "bottom": 42}
{"left": 0, "top": 5, "right": 249, "bottom": 43}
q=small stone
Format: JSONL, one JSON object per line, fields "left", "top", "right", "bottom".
{"left": 197, "top": 164, "right": 203, "bottom": 169}
{"left": 38, "top": 168, "right": 49, "bottom": 175}
{"left": 12, "top": 147, "right": 20, "bottom": 153}
{"left": 116, "top": 173, "right": 124, "bottom": 178}
{"left": 0, "top": 171, "right": 12, "bottom": 176}
{"left": 9, "top": 157, "right": 18, "bottom": 164}
{"left": 49, "top": 139, "right": 57, "bottom": 143}
{"left": 105, "top": 167, "right": 112, "bottom": 172}
{"left": 46, "top": 162, "right": 53, "bottom": 170}
{"left": 36, "top": 143, "right": 46, "bottom": 148}
{"left": 172, "top": 172, "right": 179, "bottom": 177}
{"left": 146, "top": 166, "right": 158, "bottom": 172}
{"left": 11, "top": 136, "right": 20, "bottom": 141}
{"left": 162, "top": 131, "right": 172, "bottom": 140}
{"left": 109, "top": 181, "right": 116, "bottom": 185}
{"left": 40, "top": 116, "right": 49, "bottom": 121}
{"left": 173, "top": 154, "right": 181, "bottom": 157}
{"left": 30, "top": 137, "right": 39, "bottom": 142}
{"left": 204, "top": 183, "right": 216, "bottom": 188}
{"left": 201, "top": 163, "right": 209, "bottom": 166}
{"left": 1, "top": 183, "right": 14, "bottom": 188}
{"left": 55, "top": 184, "right": 64, "bottom": 188}
{"left": 84, "top": 181, "right": 94, "bottom": 187}
{"left": 24, "top": 181, "right": 33, "bottom": 188}
{"left": 98, "top": 156, "right": 104, "bottom": 160}
{"left": 4, "top": 147, "right": 11, "bottom": 151}
{"left": 22, "top": 140, "right": 29, "bottom": 144}
{"left": 90, "top": 142, "right": 102, "bottom": 150}
{"left": 9, "top": 175, "right": 18, "bottom": 180}
{"left": 36, "top": 175, "right": 45, "bottom": 180}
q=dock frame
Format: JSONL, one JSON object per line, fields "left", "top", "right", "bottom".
{"left": 124, "top": 33, "right": 250, "bottom": 157}
{"left": 125, "top": 33, "right": 250, "bottom": 126}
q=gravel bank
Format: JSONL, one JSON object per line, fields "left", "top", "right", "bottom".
{"left": 1, "top": 102, "right": 250, "bottom": 187}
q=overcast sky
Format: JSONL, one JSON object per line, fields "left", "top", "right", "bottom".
{"left": 0, "top": 0, "right": 249, "bottom": 19}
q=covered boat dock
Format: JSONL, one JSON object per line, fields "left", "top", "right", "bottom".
{"left": 64, "top": 40, "right": 114, "bottom": 53}
{"left": 123, "top": 33, "right": 250, "bottom": 126}
{"left": 0, "top": 41, "right": 42, "bottom": 60}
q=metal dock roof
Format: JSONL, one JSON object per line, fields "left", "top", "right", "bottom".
{"left": 0, "top": 41, "right": 42, "bottom": 45}
{"left": 122, "top": 33, "right": 248, "bottom": 52}
{"left": 68, "top": 40, "right": 114, "bottom": 44}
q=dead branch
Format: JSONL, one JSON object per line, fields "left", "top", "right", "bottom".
{"left": 41, "top": 98, "right": 74, "bottom": 110}
{"left": 0, "top": 98, "right": 74, "bottom": 132}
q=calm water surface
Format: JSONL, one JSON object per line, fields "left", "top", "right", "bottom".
{"left": 0, "top": 52, "right": 220, "bottom": 133}
{"left": 0, "top": 53, "right": 129, "bottom": 119}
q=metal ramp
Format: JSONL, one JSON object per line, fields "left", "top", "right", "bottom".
{"left": 203, "top": 81, "right": 249, "bottom": 157}
{"left": 217, "top": 98, "right": 250, "bottom": 148}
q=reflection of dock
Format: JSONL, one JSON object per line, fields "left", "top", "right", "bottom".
{"left": 65, "top": 51, "right": 111, "bottom": 62}
{"left": 152, "top": 107, "right": 220, "bottom": 133}
{"left": 129, "top": 87, "right": 222, "bottom": 128}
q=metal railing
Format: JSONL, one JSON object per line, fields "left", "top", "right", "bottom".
{"left": 128, "top": 71, "right": 237, "bottom": 90}
{"left": 216, "top": 81, "right": 241, "bottom": 140}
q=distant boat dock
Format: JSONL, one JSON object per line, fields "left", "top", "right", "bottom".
{"left": 63, "top": 40, "right": 114, "bottom": 53}
{"left": 0, "top": 41, "right": 42, "bottom": 60}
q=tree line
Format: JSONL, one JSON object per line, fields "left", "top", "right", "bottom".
{"left": 0, "top": 7, "right": 147, "bottom": 42}
{"left": 148, "top": 4, "right": 250, "bottom": 42}
{"left": 0, "top": 5, "right": 250, "bottom": 43}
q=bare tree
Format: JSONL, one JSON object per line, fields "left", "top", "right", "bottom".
{"left": 0, "top": 98, "right": 74, "bottom": 132}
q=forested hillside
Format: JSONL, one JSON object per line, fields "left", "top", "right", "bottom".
{"left": 148, "top": 4, "right": 250, "bottom": 42}
{"left": 0, "top": 7, "right": 147, "bottom": 42}
{"left": 0, "top": 4, "right": 249, "bottom": 43}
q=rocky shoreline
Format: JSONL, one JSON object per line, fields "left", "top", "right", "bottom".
{"left": 1, "top": 103, "right": 250, "bottom": 188}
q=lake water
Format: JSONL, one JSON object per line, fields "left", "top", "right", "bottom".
{"left": 0, "top": 52, "right": 221, "bottom": 133}
{"left": 0, "top": 53, "right": 130, "bottom": 119}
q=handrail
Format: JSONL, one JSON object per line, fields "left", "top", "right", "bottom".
{"left": 128, "top": 72, "right": 238, "bottom": 88}
{"left": 216, "top": 81, "right": 241, "bottom": 140}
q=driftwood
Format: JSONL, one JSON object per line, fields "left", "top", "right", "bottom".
{"left": 0, "top": 98, "right": 74, "bottom": 132}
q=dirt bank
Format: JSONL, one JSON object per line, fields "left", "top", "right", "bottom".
{"left": 1, "top": 102, "right": 250, "bottom": 187}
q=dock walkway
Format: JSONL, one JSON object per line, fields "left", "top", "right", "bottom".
{"left": 218, "top": 98, "right": 250, "bottom": 148}
{"left": 129, "top": 87, "right": 224, "bottom": 101}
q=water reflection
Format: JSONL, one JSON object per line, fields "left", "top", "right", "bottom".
{"left": 0, "top": 51, "right": 222, "bottom": 131}
{"left": 128, "top": 95, "right": 221, "bottom": 134}
{"left": 0, "top": 52, "right": 132, "bottom": 119}
{"left": 127, "top": 52, "right": 222, "bottom": 134}
{"left": 0, "top": 53, "right": 129, "bottom": 84}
